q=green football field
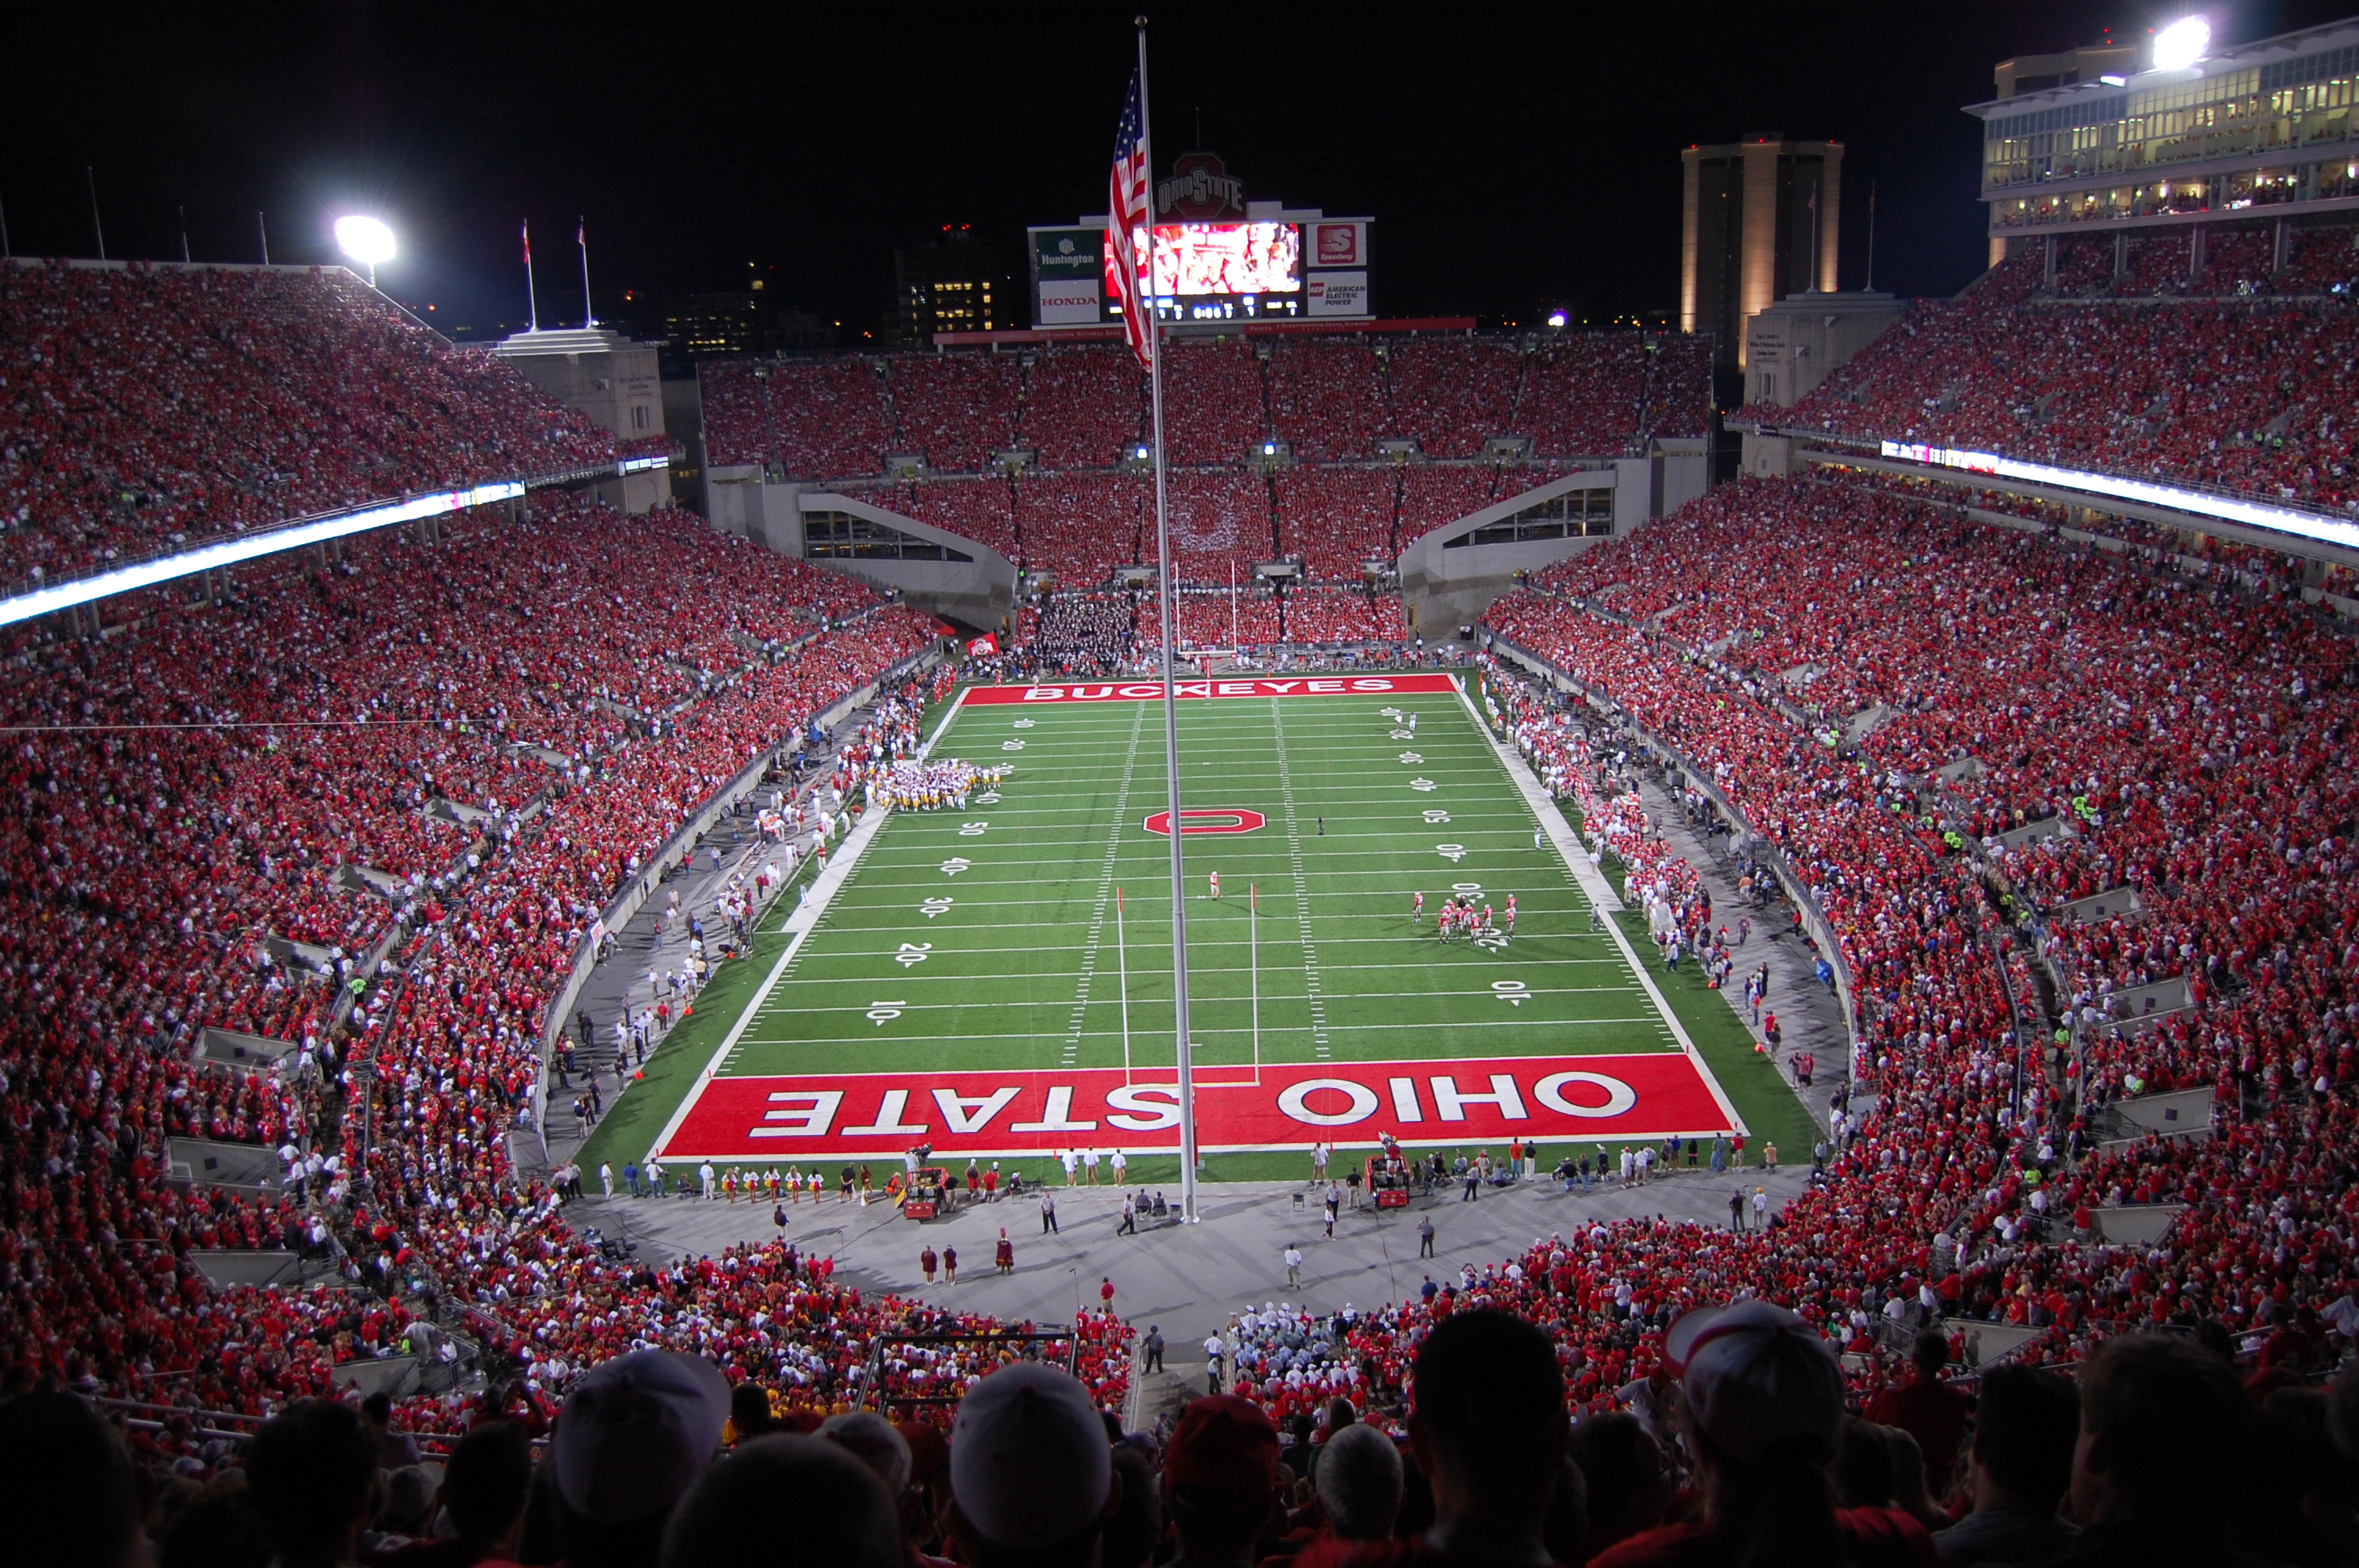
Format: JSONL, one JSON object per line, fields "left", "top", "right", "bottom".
{"left": 583, "top": 677, "right": 1816, "bottom": 1185}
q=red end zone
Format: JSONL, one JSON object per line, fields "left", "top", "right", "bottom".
{"left": 963, "top": 673, "right": 1459, "bottom": 705}
{"left": 656, "top": 1054, "right": 1734, "bottom": 1162}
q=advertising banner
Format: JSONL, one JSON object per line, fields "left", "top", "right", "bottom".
{"left": 1310, "top": 220, "right": 1365, "bottom": 268}
{"left": 1031, "top": 227, "right": 1109, "bottom": 325}
{"left": 1307, "top": 270, "right": 1370, "bottom": 318}
{"left": 658, "top": 1052, "right": 1736, "bottom": 1160}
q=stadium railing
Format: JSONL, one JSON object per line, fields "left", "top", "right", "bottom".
{"left": 527, "top": 633, "right": 948, "bottom": 1156}
{"left": 1486, "top": 629, "right": 1865, "bottom": 1069}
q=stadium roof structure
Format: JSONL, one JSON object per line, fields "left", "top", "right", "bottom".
{"left": 1965, "top": 13, "right": 2359, "bottom": 237}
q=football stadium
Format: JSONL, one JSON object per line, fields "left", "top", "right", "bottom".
{"left": 6, "top": 8, "right": 2359, "bottom": 1566}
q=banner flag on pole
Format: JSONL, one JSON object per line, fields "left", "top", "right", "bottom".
{"left": 1105, "top": 64, "right": 1154, "bottom": 368}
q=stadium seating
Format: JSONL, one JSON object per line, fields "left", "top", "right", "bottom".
{"left": 1383, "top": 338, "right": 1524, "bottom": 458}
{"left": 1017, "top": 342, "right": 1145, "bottom": 469}
{"left": 1265, "top": 338, "right": 1390, "bottom": 462}
{"left": 0, "top": 260, "right": 615, "bottom": 583}
{"left": 1751, "top": 225, "right": 2359, "bottom": 509}
{"left": 886, "top": 352, "right": 1022, "bottom": 473}
{"left": 1015, "top": 474, "right": 1145, "bottom": 587}
{"left": 1272, "top": 466, "right": 1396, "bottom": 580}
{"left": 1474, "top": 469, "right": 2359, "bottom": 1374}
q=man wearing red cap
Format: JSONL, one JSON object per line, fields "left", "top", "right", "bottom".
{"left": 1162, "top": 1395, "right": 1281, "bottom": 1568}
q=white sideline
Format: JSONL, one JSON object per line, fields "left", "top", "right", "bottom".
{"left": 1452, "top": 675, "right": 1749, "bottom": 1137}
{"left": 643, "top": 685, "right": 972, "bottom": 1161}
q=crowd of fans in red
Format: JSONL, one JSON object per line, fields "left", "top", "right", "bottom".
{"left": 0, "top": 482, "right": 987, "bottom": 1437}
{"left": 1744, "top": 220, "right": 2359, "bottom": 510}
{"left": 1467, "top": 471, "right": 2358, "bottom": 1386}
{"left": 0, "top": 260, "right": 618, "bottom": 585}
{"left": 702, "top": 332, "right": 1707, "bottom": 479}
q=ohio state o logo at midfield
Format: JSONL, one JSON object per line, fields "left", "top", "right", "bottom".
{"left": 1143, "top": 808, "right": 1267, "bottom": 837}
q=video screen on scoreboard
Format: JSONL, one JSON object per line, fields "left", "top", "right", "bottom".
{"left": 1148, "top": 221, "right": 1301, "bottom": 296}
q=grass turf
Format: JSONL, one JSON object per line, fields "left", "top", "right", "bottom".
{"left": 583, "top": 681, "right": 1817, "bottom": 1186}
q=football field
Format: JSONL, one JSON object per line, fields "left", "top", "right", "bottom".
{"left": 637, "top": 673, "right": 1745, "bottom": 1172}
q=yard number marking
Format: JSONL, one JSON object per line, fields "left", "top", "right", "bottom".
{"left": 918, "top": 897, "right": 954, "bottom": 919}
{"left": 939, "top": 857, "right": 974, "bottom": 876}
{"left": 1492, "top": 980, "right": 1530, "bottom": 1007}
{"left": 867, "top": 1000, "right": 908, "bottom": 1025}
{"left": 894, "top": 942, "right": 933, "bottom": 968}
{"left": 958, "top": 821, "right": 989, "bottom": 837}
{"left": 1436, "top": 843, "right": 1467, "bottom": 862}
{"left": 1423, "top": 810, "right": 1452, "bottom": 824}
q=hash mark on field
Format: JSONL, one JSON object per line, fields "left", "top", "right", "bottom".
{"left": 1270, "top": 700, "right": 1334, "bottom": 1062}
{"left": 1061, "top": 702, "right": 1147, "bottom": 1068}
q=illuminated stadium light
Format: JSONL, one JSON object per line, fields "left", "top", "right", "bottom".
{"left": 1879, "top": 441, "right": 2359, "bottom": 553}
{"left": 333, "top": 215, "right": 396, "bottom": 285}
{"left": 1547, "top": 310, "right": 1568, "bottom": 328}
{"left": 0, "top": 481, "right": 525, "bottom": 630}
{"left": 2152, "top": 16, "right": 2210, "bottom": 71}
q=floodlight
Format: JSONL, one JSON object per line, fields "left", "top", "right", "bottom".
{"left": 2153, "top": 16, "right": 2209, "bottom": 71}
{"left": 1547, "top": 310, "right": 1568, "bottom": 328}
{"left": 333, "top": 216, "right": 396, "bottom": 285}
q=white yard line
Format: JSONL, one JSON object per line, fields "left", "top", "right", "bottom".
{"left": 644, "top": 688, "right": 965, "bottom": 1161}
{"left": 1060, "top": 704, "right": 1148, "bottom": 1069}
{"left": 1268, "top": 699, "right": 1334, "bottom": 1062}
{"left": 1452, "top": 676, "right": 1748, "bottom": 1136}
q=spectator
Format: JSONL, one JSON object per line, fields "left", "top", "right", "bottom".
{"left": 0, "top": 1392, "right": 146, "bottom": 1568}
{"left": 1928, "top": 1366, "right": 2080, "bottom": 1567}
{"left": 1401, "top": 1309, "right": 1570, "bottom": 1566}
{"left": 245, "top": 1399, "right": 383, "bottom": 1568}
{"left": 2016, "top": 1333, "right": 2252, "bottom": 1567}
{"left": 1161, "top": 1396, "right": 1282, "bottom": 1568}
{"left": 1312, "top": 1421, "right": 1405, "bottom": 1545}
{"left": 948, "top": 1364, "right": 1118, "bottom": 1568}
{"left": 1103, "top": 1445, "right": 1164, "bottom": 1568}
{"left": 1565, "top": 1413, "right": 1674, "bottom": 1559}
{"left": 1866, "top": 1330, "right": 1972, "bottom": 1496}
{"left": 551, "top": 1349, "right": 732, "bottom": 1568}
{"left": 658, "top": 1434, "right": 900, "bottom": 1568}
{"left": 386, "top": 1419, "right": 533, "bottom": 1568}
{"left": 1589, "top": 1301, "right": 1934, "bottom": 1568}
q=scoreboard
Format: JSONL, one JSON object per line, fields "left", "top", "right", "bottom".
{"left": 1030, "top": 216, "right": 1370, "bottom": 328}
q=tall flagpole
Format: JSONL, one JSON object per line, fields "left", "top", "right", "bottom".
{"left": 522, "top": 220, "right": 540, "bottom": 333}
{"left": 1137, "top": 14, "right": 1198, "bottom": 1223}
{"left": 577, "top": 216, "right": 597, "bottom": 328}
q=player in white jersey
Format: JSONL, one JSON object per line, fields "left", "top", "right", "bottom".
{"left": 1209, "top": 870, "right": 1221, "bottom": 901}
{"left": 1412, "top": 891, "right": 1424, "bottom": 924}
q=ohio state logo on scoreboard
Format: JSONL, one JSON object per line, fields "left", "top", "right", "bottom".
{"left": 1157, "top": 151, "right": 1245, "bottom": 220}
{"left": 1143, "top": 808, "right": 1266, "bottom": 836}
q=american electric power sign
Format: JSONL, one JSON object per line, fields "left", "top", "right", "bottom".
{"left": 652, "top": 673, "right": 1737, "bottom": 1160}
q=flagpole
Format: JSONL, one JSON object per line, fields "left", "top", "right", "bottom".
{"left": 1137, "top": 13, "right": 1199, "bottom": 1222}
{"left": 578, "top": 216, "right": 597, "bottom": 328}
{"left": 523, "top": 220, "right": 540, "bottom": 333}
{"left": 1250, "top": 884, "right": 1259, "bottom": 1084}
{"left": 1118, "top": 887, "right": 1132, "bottom": 1086}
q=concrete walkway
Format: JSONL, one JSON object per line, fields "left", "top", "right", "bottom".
{"left": 554, "top": 1160, "right": 1816, "bottom": 1359}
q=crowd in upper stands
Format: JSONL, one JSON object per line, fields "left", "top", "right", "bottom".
{"left": 697, "top": 330, "right": 1707, "bottom": 592}
{"left": 0, "top": 261, "right": 617, "bottom": 584}
{"left": 1743, "top": 219, "right": 2359, "bottom": 510}
{"left": 1476, "top": 471, "right": 2358, "bottom": 1375}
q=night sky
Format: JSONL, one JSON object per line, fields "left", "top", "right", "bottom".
{"left": 6, "top": 2, "right": 2351, "bottom": 339}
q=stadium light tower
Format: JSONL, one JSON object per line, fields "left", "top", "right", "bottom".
{"left": 333, "top": 216, "right": 396, "bottom": 288}
{"left": 2153, "top": 15, "right": 2210, "bottom": 71}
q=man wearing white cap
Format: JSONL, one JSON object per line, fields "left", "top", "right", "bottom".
{"left": 550, "top": 1348, "right": 732, "bottom": 1567}
{"left": 947, "top": 1363, "right": 1120, "bottom": 1568}
{"left": 1588, "top": 1301, "right": 1933, "bottom": 1567}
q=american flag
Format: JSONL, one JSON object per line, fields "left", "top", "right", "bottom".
{"left": 521, "top": 220, "right": 532, "bottom": 264}
{"left": 1105, "top": 64, "right": 1153, "bottom": 368}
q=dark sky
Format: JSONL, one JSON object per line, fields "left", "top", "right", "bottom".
{"left": 5, "top": 1, "right": 2350, "bottom": 336}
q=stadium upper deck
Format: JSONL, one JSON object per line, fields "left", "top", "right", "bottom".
{"left": 1737, "top": 216, "right": 2359, "bottom": 517}
{"left": 0, "top": 260, "right": 620, "bottom": 589}
{"left": 699, "top": 331, "right": 1714, "bottom": 480}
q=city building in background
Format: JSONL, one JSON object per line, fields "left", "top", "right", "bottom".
{"left": 889, "top": 227, "right": 1005, "bottom": 346}
{"left": 1680, "top": 135, "right": 1843, "bottom": 375}
{"left": 1968, "top": 16, "right": 2359, "bottom": 270}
